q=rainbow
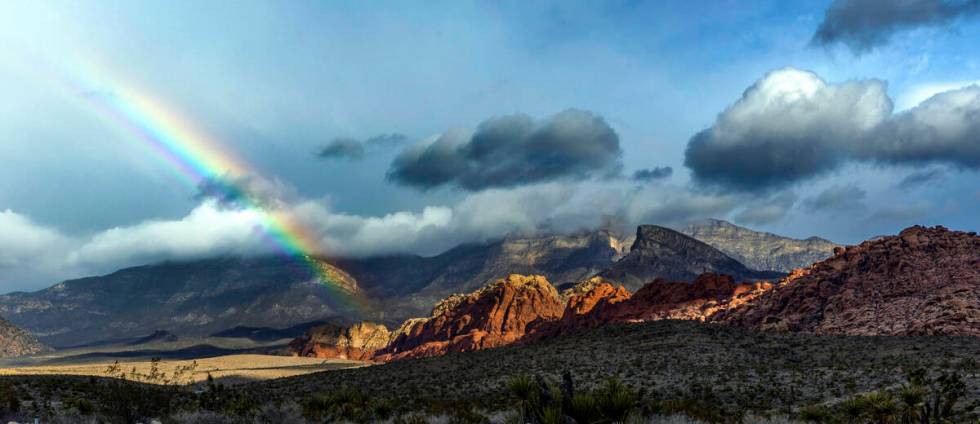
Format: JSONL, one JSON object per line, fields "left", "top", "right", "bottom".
{"left": 61, "top": 75, "right": 370, "bottom": 314}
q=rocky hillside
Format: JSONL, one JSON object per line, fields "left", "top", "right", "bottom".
{"left": 717, "top": 225, "right": 980, "bottom": 336}
{"left": 0, "top": 230, "right": 629, "bottom": 347}
{"left": 0, "top": 316, "right": 49, "bottom": 357}
{"left": 0, "top": 256, "right": 364, "bottom": 347}
{"left": 291, "top": 274, "right": 567, "bottom": 361}
{"left": 288, "top": 321, "right": 392, "bottom": 361}
{"left": 598, "top": 225, "right": 782, "bottom": 290}
{"left": 291, "top": 271, "right": 777, "bottom": 362}
{"left": 289, "top": 225, "right": 980, "bottom": 364}
{"left": 682, "top": 219, "right": 838, "bottom": 272}
{"left": 375, "top": 274, "right": 564, "bottom": 361}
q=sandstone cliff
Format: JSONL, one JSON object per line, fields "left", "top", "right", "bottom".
{"left": 375, "top": 274, "right": 565, "bottom": 361}
{"left": 538, "top": 273, "right": 771, "bottom": 338}
{"left": 716, "top": 225, "right": 980, "bottom": 336}
{"left": 288, "top": 321, "right": 392, "bottom": 361}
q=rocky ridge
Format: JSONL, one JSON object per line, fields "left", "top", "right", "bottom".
{"left": 598, "top": 225, "right": 782, "bottom": 290}
{"left": 1, "top": 230, "right": 630, "bottom": 347}
{"left": 288, "top": 321, "right": 393, "bottom": 361}
{"left": 0, "top": 316, "right": 49, "bottom": 357}
{"left": 682, "top": 219, "right": 839, "bottom": 272}
{"left": 375, "top": 274, "right": 564, "bottom": 361}
{"left": 291, "top": 272, "right": 774, "bottom": 362}
{"left": 716, "top": 225, "right": 980, "bottom": 336}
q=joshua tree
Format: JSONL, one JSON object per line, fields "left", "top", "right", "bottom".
{"left": 921, "top": 372, "right": 966, "bottom": 424}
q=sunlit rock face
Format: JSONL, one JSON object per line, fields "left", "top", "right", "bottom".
{"left": 535, "top": 273, "right": 773, "bottom": 339}
{"left": 288, "top": 321, "right": 392, "bottom": 362}
{"left": 374, "top": 274, "right": 565, "bottom": 361}
{"left": 681, "top": 219, "right": 839, "bottom": 273}
{"left": 0, "top": 316, "right": 49, "bottom": 357}
{"left": 716, "top": 226, "right": 980, "bottom": 336}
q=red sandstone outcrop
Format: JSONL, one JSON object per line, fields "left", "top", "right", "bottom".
{"left": 288, "top": 321, "right": 391, "bottom": 361}
{"left": 715, "top": 226, "right": 980, "bottom": 336}
{"left": 374, "top": 274, "right": 564, "bottom": 361}
{"left": 539, "top": 273, "right": 771, "bottom": 337}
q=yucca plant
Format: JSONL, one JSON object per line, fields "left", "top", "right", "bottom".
{"left": 864, "top": 391, "right": 899, "bottom": 424}
{"left": 596, "top": 377, "right": 637, "bottom": 424}
{"left": 506, "top": 374, "right": 538, "bottom": 423}
{"left": 798, "top": 404, "right": 832, "bottom": 423}
{"left": 566, "top": 393, "right": 602, "bottom": 424}
{"left": 898, "top": 384, "right": 925, "bottom": 424}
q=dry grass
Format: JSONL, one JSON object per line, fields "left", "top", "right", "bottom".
{"left": 0, "top": 354, "right": 365, "bottom": 385}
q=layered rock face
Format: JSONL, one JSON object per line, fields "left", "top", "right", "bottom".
{"left": 0, "top": 316, "right": 49, "bottom": 357}
{"left": 375, "top": 274, "right": 564, "bottom": 361}
{"left": 682, "top": 219, "right": 839, "bottom": 272}
{"left": 288, "top": 321, "right": 392, "bottom": 361}
{"left": 716, "top": 226, "right": 980, "bottom": 336}
{"left": 292, "top": 274, "right": 566, "bottom": 361}
{"left": 541, "top": 273, "right": 772, "bottom": 337}
{"left": 599, "top": 225, "right": 782, "bottom": 291}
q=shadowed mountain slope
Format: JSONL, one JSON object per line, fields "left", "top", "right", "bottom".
{"left": 598, "top": 225, "right": 782, "bottom": 291}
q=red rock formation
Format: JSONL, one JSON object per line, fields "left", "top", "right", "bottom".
{"left": 539, "top": 273, "right": 771, "bottom": 337}
{"left": 618, "top": 273, "right": 772, "bottom": 321}
{"left": 716, "top": 226, "right": 980, "bottom": 336}
{"left": 374, "top": 274, "right": 564, "bottom": 361}
{"left": 289, "top": 321, "right": 391, "bottom": 361}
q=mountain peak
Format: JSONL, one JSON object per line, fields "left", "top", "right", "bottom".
{"left": 600, "top": 225, "right": 781, "bottom": 291}
{"left": 681, "top": 219, "right": 839, "bottom": 272}
{"left": 717, "top": 225, "right": 980, "bottom": 336}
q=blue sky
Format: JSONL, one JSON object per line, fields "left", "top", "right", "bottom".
{"left": 1, "top": 1, "right": 978, "bottom": 290}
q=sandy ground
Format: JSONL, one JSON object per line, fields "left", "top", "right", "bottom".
{"left": 0, "top": 354, "right": 366, "bottom": 385}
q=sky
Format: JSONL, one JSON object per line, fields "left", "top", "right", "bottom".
{"left": 1, "top": 0, "right": 979, "bottom": 292}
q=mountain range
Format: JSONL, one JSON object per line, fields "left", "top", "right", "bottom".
{"left": 288, "top": 225, "right": 980, "bottom": 362}
{"left": 681, "top": 219, "right": 839, "bottom": 273}
{"left": 0, "top": 220, "right": 826, "bottom": 349}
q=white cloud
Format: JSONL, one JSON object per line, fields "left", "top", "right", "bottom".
{"left": 67, "top": 202, "right": 267, "bottom": 267}
{"left": 897, "top": 80, "right": 980, "bottom": 111}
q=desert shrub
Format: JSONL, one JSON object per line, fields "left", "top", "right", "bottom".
{"left": 0, "top": 380, "right": 20, "bottom": 416}
{"left": 505, "top": 371, "right": 638, "bottom": 424}
{"left": 253, "top": 401, "right": 308, "bottom": 423}
{"left": 301, "top": 387, "right": 395, "bottom": 423}
{"left": 797, "top": 404, "right": 832, "bottom": 423}
{"left": 63, "top": 396, "right": 96, "bottom": 416}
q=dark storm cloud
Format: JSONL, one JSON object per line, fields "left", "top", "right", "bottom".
{"left": 897, "top": 168, "right": 947, "bottom": 188}
{"left": 864, "top": 85, "right": 980, "bottom": 167}
{"left": 683, "top": 68, "right": 891, "bottom": 192}
{"left": 317, "top": 138, "right": 366, "bottom": 160}
{"left": 812, "top": 0, "right": 980, "bottom": 54}
{"left": 684, "top": 69, "right": 980, "bottom": 192}
{"left": 734, "top": 192, "right": 797, "bottom": 225}
{"left": 386, "top": 109, "right": 622, "bottom": 191}
{"left": 316, "top": 133, "right": 408, "bottom": 160}
{"left": 803, "top": 184, "right": 867, "bottom": 212}
{"left": 631, "top": 166, "right": 673, "bottom": 182}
